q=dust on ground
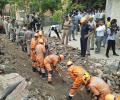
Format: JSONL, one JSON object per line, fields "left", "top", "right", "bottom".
{"left": 0, "top": 34, "right": 91, "bottom": 100}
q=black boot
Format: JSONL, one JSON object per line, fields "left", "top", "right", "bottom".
{"left": 106, "top": 54, "right": 109, "bottom": 58}
{"left": 39, "top": 71, "right": 42, "bottom": 75}
{"left": 32, "top": 68, "right": 37, "bottom": 72}
{"left": 113, "top": 53, "right": 119, "bottom": 56}
{"left": 42, "top": 73, "right": 46, "bottom": 78}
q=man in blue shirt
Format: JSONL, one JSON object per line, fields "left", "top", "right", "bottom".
{"left": 80, "top": 17, "right": 92, "bottom": 57}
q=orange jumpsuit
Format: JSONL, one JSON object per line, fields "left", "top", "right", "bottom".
{"left": 67, "top": 65, "right": 87, "bottom": 96}
{"left": 38, "top": 36, "right": 49, "bottom": 56}
{"left": 35, "top": 43, "right": 46, "bottom": 73}
{"left": 116, "top": 96, "right": 120, "bottom": 100}
{"left": 38, "top": 36, "right": 47, "bottom": 45}
{"left": 87, "top": 77, "right": 111, "bottom": 100}
{"left": 44, "top": 54, "right": 60, "bottom": 82}
{"left": 30, "top": 37, "right": 38, "bottom": 68}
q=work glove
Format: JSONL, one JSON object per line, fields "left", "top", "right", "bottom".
{"left": 45, "top": 45, "right": 48, "bottom": 49}
{"left": 86, "top": 88, "right": 91, "bottom": 93}
{"left": 66, "top": 93, "right": 73, "bottom": 100}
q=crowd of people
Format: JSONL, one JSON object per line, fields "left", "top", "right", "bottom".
{"left": 59, "top": 9, "right": 120, "bottom": 58}
{"left": 1, "top": 11, "right": 120, "bottom": 100}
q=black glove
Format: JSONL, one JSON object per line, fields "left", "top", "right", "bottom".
{"left": 45, "top": 45, "right": 48, "bottom": 49}
{"left": 66, "top": 94, "right": 72, "bottom": 100}
{"left": 86, "top": 88, "right": 91, "bottom": 93}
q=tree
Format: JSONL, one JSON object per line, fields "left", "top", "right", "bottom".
{"left": 71, "top": 0, "right": 106, "bottom": 10}
{"left": 0, "top": 0, "right": 9, "bottom": 15}
{"left": 0, "top": 0, "right": 9, "bottom": 10}
{"left": 41, "top": 0, "right": 61, "bottom": 14}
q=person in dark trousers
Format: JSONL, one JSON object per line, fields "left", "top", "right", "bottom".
{"left": 80, "top": 17, "right": 92, "bottom": 57}
{"left": 49, "top": 25, "right": 61, "bottom": 40}
{"left": 106, "top": 19, "right": 119, "bottom": 58}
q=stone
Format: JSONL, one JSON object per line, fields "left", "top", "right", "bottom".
{"left": 0, "top": 64, "right": 16, "bottom": 74}
{"left": 0, "top": 73, "right": 29, "bottom": 100}
{"left": 94, "top": 63, "right": 103, "bottom": 67}
{"left": 106, "top": 60, "right": 120, "bottom": 72}
{"left": 96, "top": 69, "right": 103, "bottom": 77}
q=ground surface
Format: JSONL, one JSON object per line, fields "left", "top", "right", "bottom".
{"left": 0, "top": 34, "right": 92, "bottom": 100}
{"left": 44, "top": 26, "right": 120, "bottom": 60}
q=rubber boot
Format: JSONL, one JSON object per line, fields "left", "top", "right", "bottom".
{"left": 32, "top": 67, "right": 37, "bottom": 72}
{"left": 39, "top": 71, "right": 42, "bottom": 75}
{"left": 42, "top": 73, "right": 46, "bottom": 78}
{"left": 48, "top": 71, "right": 52, "bottom": 84}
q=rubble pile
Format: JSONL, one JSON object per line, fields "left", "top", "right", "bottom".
{"left": 48, "top": 37, "right": 120, "bottom": 94}
{"left": 0, "top": 73, "right": 29, "bottom": 100}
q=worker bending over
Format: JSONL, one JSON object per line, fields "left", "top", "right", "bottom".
{"left": 66, "top": 61, "right": 91, "bottom": 100}
{"left": 44, "top": 54, "right": 64, "bottom": 83}
{"left": 86, "top": 76, "right": 111, "bottom": 100}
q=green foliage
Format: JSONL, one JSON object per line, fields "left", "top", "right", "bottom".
{"left": 68, "top": 0, "right": 106, "bottom": 12}
{"left": 41, "top": 0, "right": 61, "bottom": 13}
{"left": 51, "top": 10, "right": 62, "bottom": 23}
{"left": 92, "top": 0, "right": 106, "bottom": 9}
{"left": 71, "top": 3, "right": 86, "bottom": 11}
{"left": 0, "top": 0, "right": 9, "bottom": 10}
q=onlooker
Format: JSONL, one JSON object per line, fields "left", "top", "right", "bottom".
{"left": 95, "top": 20, "right": 106, "bottom": 53}
{"left": 3, "top": 17, "right": 8, "bottom": 35}
{"left": 106, "top": 17, "right": 111, "bottom": 28}
{"left": 24, "top": 26, "right": 34, "bottom": 56}
{"left": 87, "top": 16, "right": 96, "bottom": 55}
{"left": 19, "top": 27, "right": 27, "bottom": 52}
{"left": 106, "top": 19, "right": 119, "bottom": 58}
{"left": 80, "top": 17, "right": 92, "bottom": 57}
{"left": 69, "top": 12, "right": 78, "bottom": 41}
{"left": 9, "top": 19, "right": 16, "bottom": 42}
{"left": 48, "top": 25, "right": 61, "bottom": 40}
{"left": 62, "top": 16, "right": 71, "bottom": 45}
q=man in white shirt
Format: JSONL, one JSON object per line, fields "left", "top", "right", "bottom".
{"left": 95, "top": 20, "right": 106, "bottom": 53}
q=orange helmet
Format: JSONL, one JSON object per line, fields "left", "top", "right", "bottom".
{"left": 66, "top": 61, "right": 73, "bottom": 67}
{"left": 80, "top": 17, "right": 87, "bottom": 24}
{"left": 105, "top": 94, "right": 115, "bottom": 100}
{"left": 34, "top": 33, "right": 38, "bottom": 37}
{"left": 39, "top": 31, "right": 43, "bottom": 36}
{"left": 59, "top": 54, "right": 64, "bottom": 61}
{"left": 38, "top": 39, "right": 44, "bottom": 44}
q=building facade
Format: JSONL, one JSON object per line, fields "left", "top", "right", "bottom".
{"left": 106, "top": 0, "right": 120, "bottom": 26}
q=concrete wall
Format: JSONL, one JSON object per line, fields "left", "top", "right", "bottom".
{"left": 106, "top": 0, "right": 120, "bottom": 26}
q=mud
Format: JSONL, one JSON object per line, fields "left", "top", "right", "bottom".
{"left": 0, "top": 34, "right": 92, "bottom": 100}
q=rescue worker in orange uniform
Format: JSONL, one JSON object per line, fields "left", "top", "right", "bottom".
{"left": 38, "top": 31, "right": 49, "bottom": 56}
{"left": 30, "top": 33, "right": 38, "bottom": 72}
{"left": 35, "top": 39, "right": 46, "bottom": 77}
{"left": 105, "top": 94, "right": 120, "bottom": 100}
{"left": 66, "top": 61, "right": 91, "bottom": 100}
{"left": 86, "top": 76, "right": 111, "bottom": 100}
{"left": 44, "top": 54, "right": 64, "bottom": 83}
{"left": 38, "top": 31, "right": 47, "bottom": 45}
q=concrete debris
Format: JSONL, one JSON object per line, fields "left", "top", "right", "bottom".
{"left": 0, "top": 73, "right": 29, "bottom": 100}
{"left": 48, "top": 37, "right": 120, "bottom": 93}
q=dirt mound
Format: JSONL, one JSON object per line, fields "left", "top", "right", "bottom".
{"left": 0, "top": 35, "right": 92, "bottom": 100}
